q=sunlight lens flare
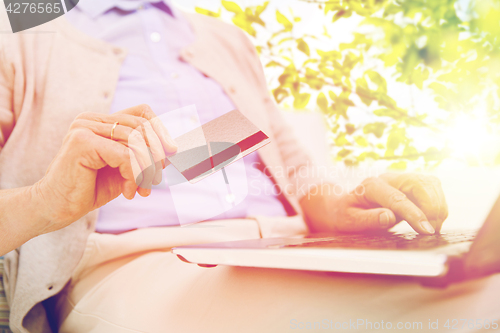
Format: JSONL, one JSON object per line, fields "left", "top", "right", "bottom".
{"left": 445, "top": 113, "right": 495, "bottom": 161}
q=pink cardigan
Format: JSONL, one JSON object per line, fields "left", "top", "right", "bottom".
{"left": 0, "top": 4, "right": 319, "bottom": 332}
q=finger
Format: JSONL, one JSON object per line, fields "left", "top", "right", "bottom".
{"left": 342, "top": 206, "right": 397, "bottom": 232}
{"left": 80, "top": 106, "right": 177, "bottom": 163}
{"left": 127, "top": 148, "right": 143, "bottom": 197}
{"left": 75, "top": 115, "right": 159, "bottom": 191}
{"left": 356, "top": 178, "right": 436, "bottom": 234}
{"left": 82, "top": 133, "right": 139, "bottom": 201}
{"left": 71, "top": 119, "right": 133, "bottom": 145}
{"left": 75, "top": 112, "right": 149, "bottom": 133}
{"left": 138, "top": 121, "right": 165, "bottom": 185}
{"left": 398, "top": 175, "right": 448, "bottom": 233}
{"left": 118, "top": 104, "right": 178, "bottom": 155}
{"left": 128, "top": 128, "right": 156, "bottom": 193}
{"left": 380, "top": 173, "right": 449, "bottom": 232}
{"left": 73, "top": 117, "right": 168, "bottom": 171}
{"left": 150, "top": 116, "right": 178, "bottom": 155}
{"left": 434, "top": 184, "right": 449, "bottom": 233}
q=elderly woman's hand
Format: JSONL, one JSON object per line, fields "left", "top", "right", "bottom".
{"left": 301, "top": 173, "right": 449, "bottom": 234}
{"left": 33, "top": 104, "right": 177, "bottom": 234}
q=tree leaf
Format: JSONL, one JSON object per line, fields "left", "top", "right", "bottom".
{"left": 276, "top": 10, "right": 293, "bottom": 31}
{"left": 297, "top": 38, "right": 310, "bottom": 56}
{"left": 357, "top": 152, "right": 379, "bottom": 161}
{"left": 403, "top": 145, "right": 419, "bottom": 160}
{"left": 386, "top": 128, "right": 405, "bottom": 153}
{"left": 265, "top": 60, "right": 283, "bottom": 67}
{"left": 255, "top": 1, "right": 269, "bottom": 16}
{"left": 323, "top": 25, "right": 331, "bottom": 38}
{"left": 345, "top": 123, "right": 356, "bottom": 134}
{"left": 195, "top": 7, "right": 221, "bottom": 17}
{"left": 232, "top": 15, "right": 256, "bottom": 37}
{"left": 332, "top": 9, "right": 349, "bottom": 23}
{"left": 335, "top": 132, "right": 349, "bottom": 146}
{"left": 366, "top": 70, "right": 387, "bottom": 93}
{"left": 221, "top": 1, "right": 243, "bottom": 14}
{"left": 338, "top": 149, "right": 352, "bottom": 158}
{"left": 317, "top": 49, "right": 341, "bottom": 60}
{"left": 278, "top": 73, "right": 291, "bottom": 85}
{"left": 273, "top": 87, "right": 288, "bottom": 103}
{"left": 355, "top": 136, "right": 369, "bottom": 147}
{"left": 293, "top": 93, "right": 311, "bottom": 109}
{"left": 389, "top": 161, "right": 407, "bottom": 170}
{"left": 278, "top": 36, "right": 294, "bottom": 45}
{"left": 355, "top": 77, "right": 373, "bottom": 106}
{"left": 316, "top": 93, "right": 328, "bottom": 114}
{"left": 373, "top": 108, "right": 402, "bottom": 119}
{"left": 363, "top": 122, "right": 386, "bottom": 138}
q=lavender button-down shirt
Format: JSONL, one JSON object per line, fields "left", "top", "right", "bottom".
{"left": 65, "top": 0, "right": 287, "bottom": 233}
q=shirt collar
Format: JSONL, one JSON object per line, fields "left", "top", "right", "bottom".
{"left": 76, "top": 0, "right": 176, "bottom": 19}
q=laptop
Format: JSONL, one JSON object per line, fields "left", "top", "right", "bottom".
{"left": 172, "top": 194, "right": 500, "bottom": 286}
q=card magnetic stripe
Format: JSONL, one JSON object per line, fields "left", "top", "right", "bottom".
{"left": 181, "top": 131, "right": 269, "bottom": 181}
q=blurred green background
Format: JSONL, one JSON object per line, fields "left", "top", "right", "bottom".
{"left": 178, "top": 0, "right": 500, "bottom": 170}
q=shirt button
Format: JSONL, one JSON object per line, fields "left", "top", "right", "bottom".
{"left": 170, "top": 72, "right": 179, "bottom": 79}
{"left": 150, "top": 32, "right": 162, "bottom": 43}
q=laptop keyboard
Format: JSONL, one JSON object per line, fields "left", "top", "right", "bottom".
{"left": 279, "top": 231, "right": 477, "bottom": 250}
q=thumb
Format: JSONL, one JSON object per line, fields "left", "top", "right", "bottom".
{"left": 347, "top": 207, "right": 397, "bottom": 232}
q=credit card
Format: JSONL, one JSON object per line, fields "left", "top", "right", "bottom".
{"left": 166, "top": 110, "right": 270, "bottom": 183}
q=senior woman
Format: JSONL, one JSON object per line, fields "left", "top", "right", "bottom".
{"left": 0, "top": 100, "right": 443, "bottom": 254}
{"left": 0, "top": 105, "right": 177, "bottom": 256}
{"left": 0, "top": 1, "right": 452, "bottom": 332}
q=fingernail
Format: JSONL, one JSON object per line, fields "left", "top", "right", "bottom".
{"left": 153, "top": 169, "right": 162, "bottom": 185}
{"left": 420, "top": 221, "right": 435, "bottom": 234}
{"left": 170, "top": 138, "right": 178, "bottom": 149}
{"left": 379, "top": 212, "right": 390, "bottom": 228}
{"left": 161, "top": 126, "right": 177, "bottom": 150}
{"left": 135, "top": 172, "right": 143, "bottom": 187}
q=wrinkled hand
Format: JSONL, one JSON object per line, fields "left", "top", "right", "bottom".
{"left": 33, "top": 104, "right": 177, "bottom": 234}
{"left": 301, "top": 173, "right": 448, "bottom": 234}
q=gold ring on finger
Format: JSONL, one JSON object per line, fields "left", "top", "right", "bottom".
{"left": 110, "top": 122, "right": 119, "bottom": 141}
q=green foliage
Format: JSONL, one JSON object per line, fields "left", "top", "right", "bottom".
{"left": 276, "top": 9, "right": 293, "bottom": 31}
{"left": 195, "top": 0, "right": 500, "bottom": 169}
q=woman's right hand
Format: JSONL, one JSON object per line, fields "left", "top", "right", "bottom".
{"left": 33, "top": 104, "right": 177, "bottom": 234}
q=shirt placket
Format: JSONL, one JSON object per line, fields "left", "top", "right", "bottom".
{"left": 136, "top": 4, "right": 243, "bottom": 219}
{"left": 137, "top": 4, "right": 181, "bottom": 112}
